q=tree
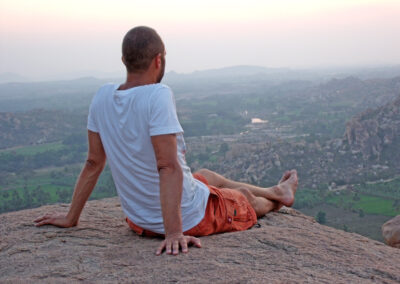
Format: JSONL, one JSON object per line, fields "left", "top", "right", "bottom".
{"left": 10, "top": 190, "right": 23, "bottom": 210}
{"left": 34, "top": 186, "right": 51, "bottom": 205}
{"left": 316, "top": 211, "right": 326, "bottom": 224}
{"left": 57, "top": 188, "right": 72, "bottom": 202}
{"left": 219, "top": 143, "right": 229, "bottom": 156}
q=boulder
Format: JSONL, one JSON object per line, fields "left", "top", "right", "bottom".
{"left": 1, "top": 197, "right": 400, "bottom": 283}
{"left": 382, "top": 215, "right": 400, "bottom": 248}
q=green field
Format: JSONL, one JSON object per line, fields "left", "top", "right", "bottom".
{"left": 294, "top": 187, "right": 400, "bottom": 220}
{"left": 354, "top": 195, "right": 398, "bottom": 215}
{"left": 325, "top": 191, "right": 400, "bottom": 216}
{"left": 293, "top": 188, "right": 325, "bottom": 209}
{"left": 0, "top": 158, "right": 116, "bottom": 213}
{"left": 294, "top": 186, "right": 400, "bottom": 241}
{"left": 354, "top": 176, "right": 400, "bottom": 199}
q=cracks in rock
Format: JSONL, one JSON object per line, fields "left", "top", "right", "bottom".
{"left": 347, "top": 269, "right": 375, "bottom": 280}
{"left": 216, "top": 257, "right": 243, "bottom": 265}
{"left": 257, "top": 239, "right": 298, "bottom": 253}
{"left": 74, "top": 242, "right": 108, "bottom": 248}
{"left": 7, "top": 247, "right": 32, "bottom": 256}
{"left": 366, "top": 268, "right": 400, "bottom": 282}
{"left": 0, "top": 243, "right": 13, "bottom": 253}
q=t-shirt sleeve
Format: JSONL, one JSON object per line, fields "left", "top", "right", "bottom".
{"left": 149, "top": 86, "right": 183, "bottom": 136}
{"left": 87, "top": 95, "right": 99, "bottom": 133}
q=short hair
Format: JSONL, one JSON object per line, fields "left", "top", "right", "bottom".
{"left": 122, "top": 26, "right": 165, "bottom": 73}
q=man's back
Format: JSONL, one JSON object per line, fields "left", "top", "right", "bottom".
{"left": 87, "top": 83, "right": 209, "bottom": 233}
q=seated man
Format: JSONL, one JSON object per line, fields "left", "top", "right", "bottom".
{"left": 34, "top": 26, "right": 298, "bottom": 256}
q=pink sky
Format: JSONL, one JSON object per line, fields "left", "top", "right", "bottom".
{"left": 1, "top": 0, "right": 399, "bottom": 80}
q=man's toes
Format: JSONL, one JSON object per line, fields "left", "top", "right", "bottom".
{"left": 289, "top": 170, "right": 298, "bottom": 180}
{"left": 279, "top": 171, "right": 291, "bottom": 183}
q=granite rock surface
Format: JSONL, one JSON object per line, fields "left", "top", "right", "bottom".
{"left": 1, "top": 197, "right": 400, "bottom": 283}
{"left": 382, "top": 215, "right": 400, "bottom": 248}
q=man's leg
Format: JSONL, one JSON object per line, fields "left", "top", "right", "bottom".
{"left": 194, "top": 168, "right": 298, "bottom": 216}
{"left": 235, "top": 187, "right": 277, "bottom": 217}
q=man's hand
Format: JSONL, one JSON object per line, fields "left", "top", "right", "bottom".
{"left": 34, "top": 213, "right": 76, "bottom": 228}
{"left": 156, "top": 233, "right": 202, "bottom": 256}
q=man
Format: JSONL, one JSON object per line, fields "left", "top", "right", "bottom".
{"left": 34, "top": 26, "right": 298, "bottom": 256}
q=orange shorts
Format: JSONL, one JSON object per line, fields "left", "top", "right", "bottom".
{"left": 126, "top": 173, "right": 257, "bottom": 237}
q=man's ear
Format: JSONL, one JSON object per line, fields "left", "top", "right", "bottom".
{"left": 155, "top": 53, "right": 162, "bottom": 69}
{"left": 122, "top": 56, "right": 126, "bottom": 65}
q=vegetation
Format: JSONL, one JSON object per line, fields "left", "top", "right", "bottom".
{"left": 316, "top": 211, "right": 326, "bottom": 224}
{"left": 0, "top": 164, "right": 116, "bottom": 213}
{"left": 325, "top": 191, "right": 400, "bottom": 217}
{"left": 293, "top": 188, "right": 326, "bottom": 209}
{"left": 293, "top": 185, "right": 400, "bottom": 217}
{"left": 1, "top": 73, "right": 400, "bottom": 243}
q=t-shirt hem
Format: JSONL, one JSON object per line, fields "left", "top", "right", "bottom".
{"left": 87, "top": 125, "right": 99, "bottom": 133}
{"left": 149, "top": 127, "right": 184, "bottom": 136}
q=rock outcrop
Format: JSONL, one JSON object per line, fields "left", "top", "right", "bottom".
{"left": 382, "top": 215, "right": 400, "bottom": 248}
{"left": 344, "top": 94, "right": 400, "bottom": 161}
{"left": 1, "top": 197, "right": 400, "bottom": 283}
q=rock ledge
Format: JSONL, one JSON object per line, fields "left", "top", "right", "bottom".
{"left": 1, "top": 197, "right": 400, "bottom": 283}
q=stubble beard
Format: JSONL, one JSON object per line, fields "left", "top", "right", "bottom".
{"left": 156, "top": 55, "right": 165, "bottom": 83}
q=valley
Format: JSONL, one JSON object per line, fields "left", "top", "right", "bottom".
{"left": 1, "top": 66, "right": 400, "bottom": 241}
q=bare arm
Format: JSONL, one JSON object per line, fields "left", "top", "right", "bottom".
{"left": 153, "top": 133, "right": 184, "bottom": 236}
{"left": 151, "top": 134, "right": 201, "bottom": 255}
{"left": 34, "top": 130, "right": 106, "bottom": 227}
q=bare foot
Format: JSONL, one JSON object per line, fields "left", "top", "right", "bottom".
{"left": 273, "top": 171, "right": 292, "bottom": 212}
{"left": 279, "top": 170, "right": 291, "bottom": 184}
{"left": 274, "top": 169, "right": 298, "bottom": 207}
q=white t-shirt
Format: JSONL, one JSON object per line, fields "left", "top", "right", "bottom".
{"left": 87, "top": 83, "right": 210, "bottom": 234}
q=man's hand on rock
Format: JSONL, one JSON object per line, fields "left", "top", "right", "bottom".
{"left": 156, "top": 233, "right": 201, "bottom": 256}
{"left": 34, "top": 213, "right": 76, "bottom": 228}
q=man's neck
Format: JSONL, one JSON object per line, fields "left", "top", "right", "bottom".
{"left": 118, "top": 72, "right": 157, "bottom": 91}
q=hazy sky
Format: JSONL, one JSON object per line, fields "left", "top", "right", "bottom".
{"left": 1, "top": 0, "right": 400, "bottom": 80}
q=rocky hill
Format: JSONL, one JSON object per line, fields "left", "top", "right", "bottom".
{"left": 192, "top": 94, "right": 400, "bottom": 188}
{"left": 344, "top": 94, "right": 400, "bottom": 161}
{"left": 303, "top": 76, "right": 400, "bottom": 110}
{"left": 1, "top": 197, "right": 400, "bottom": 283}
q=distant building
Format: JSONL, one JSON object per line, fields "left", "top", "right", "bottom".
{"left": 251, "top": 118, "right": 268, "bottom": 124}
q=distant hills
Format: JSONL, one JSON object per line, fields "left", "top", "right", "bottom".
{"left": 2, "top": 64, "right": 400, "bottom": 84}
{"left": 0, "top": 77, "right": 106, "bottom": 112}
{"left": 168, "top": 65, "right": 288, "bottom": 78}
{"left": 1, "top": 73, "right": 400, "bottom": 150}
{"left": 0, "top": 73, "right": 28, "bottom": 83}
